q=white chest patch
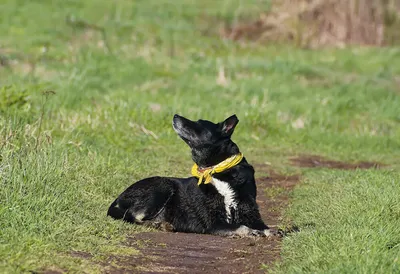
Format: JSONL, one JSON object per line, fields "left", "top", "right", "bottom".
{"left": 211, "top": 177, "right": 238, "bottom": 223}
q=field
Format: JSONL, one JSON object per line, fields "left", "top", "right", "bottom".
{"left": 1, "top": 0, "right": 400, "bottom": 273}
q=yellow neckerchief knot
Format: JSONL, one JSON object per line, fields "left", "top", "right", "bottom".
{"left": 191, "top": 153, "right": 244, "bottom": 185}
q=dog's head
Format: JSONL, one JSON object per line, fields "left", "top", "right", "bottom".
{"left": 172, "top": 114, "right": 240, "bottom": 167}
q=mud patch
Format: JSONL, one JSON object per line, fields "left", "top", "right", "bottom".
{"left": 106, "top": 233, "right": 280, "bottom": 274}
{"left": 256, "top": 172, "right": 300, "bottom": 231}
{"left": 104, "top": 170, "right": 300, "bottom": 274}
{"left": 70, "top": 250, "right": 93, "bottom": 260}
{"left": 289, "top": 155, "right": 383, "bottom": 170}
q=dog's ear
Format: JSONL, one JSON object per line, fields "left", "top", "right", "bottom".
{"left": 221, "top": 114, "right": 239, "bottom": 137}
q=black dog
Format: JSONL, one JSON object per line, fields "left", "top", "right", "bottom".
{"left": 107, "top": 114, "right": 270, "bottom": 237}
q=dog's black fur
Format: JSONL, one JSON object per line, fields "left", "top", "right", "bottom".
{"left": 107, "top": 114, "right": 270, "bottom": 237}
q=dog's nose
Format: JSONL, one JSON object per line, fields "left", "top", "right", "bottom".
{"left": 173, "top": 114, "right": 180, "bottom": 119}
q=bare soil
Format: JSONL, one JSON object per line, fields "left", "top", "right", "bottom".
{"left": 42, "top": 155, "right": 385, "bottom": 273}
{"left": 100, "top": 155, "right": 384, "bottom": 273}
{"left": 103, "top": 169, "right": 300, "bottom": 274}
{"left": 289, "top": 155, "right": 384, "bottom": 170}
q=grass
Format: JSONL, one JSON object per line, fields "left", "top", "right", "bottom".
{"left": 0, "top": 0, "right": 399, "bottom": 273}
{"left": 279, "top": 170, "right": 400, "bottom": 273}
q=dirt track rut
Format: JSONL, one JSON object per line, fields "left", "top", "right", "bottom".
{"left": 104, "top": 169, "right": 300, "bottom": 274}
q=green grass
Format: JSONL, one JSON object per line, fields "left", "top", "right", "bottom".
{"left": 0, "top": 0, "right": 399, "bottom": 273}
{"left": 278, "top": 170, "right": 400, "bottom": 273}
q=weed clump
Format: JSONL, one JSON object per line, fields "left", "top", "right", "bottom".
{"left": 0, "top": 85, "right": 29, "bottom": 112}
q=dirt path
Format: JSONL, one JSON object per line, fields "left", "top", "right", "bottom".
{"left": 289, "top": 155, "right": 384, "bottom": 170}
{"left": 54, "top": 154, "right": 384, "bottom": 274}
{"left": 104, "top": 169, "right": 300, "bottom": 274}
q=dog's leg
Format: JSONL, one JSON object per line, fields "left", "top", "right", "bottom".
{"left": 107, "top": 179, "right": 175, "bottom": 224}
{"left": 141, "top": 207, "right": 175, "bottom": 232}
{"left": 247, "top": 220, "right": 272, "bottom": 237}
{"left": 236, "top": 201, "right": 272, "bottom": 236}
{"left": 211, "top": 224, "right": 271, "bottom": 238}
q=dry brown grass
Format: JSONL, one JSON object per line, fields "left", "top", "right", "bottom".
{"left": 221, "top": 0, "right": 400, "bottom": 48}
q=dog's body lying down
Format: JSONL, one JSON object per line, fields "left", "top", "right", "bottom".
{"left": 107, "top": 114, "right": 270, "bottom": 237}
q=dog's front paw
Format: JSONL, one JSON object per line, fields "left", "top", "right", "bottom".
{"left": 245, "top": 228, "right": 274, "bottom": 238}
{"left": 249, "top": 229, "right": 273, "bottom": 237}
{"left": 263, "top": 229, "right": 273, "bottom": 237}
{"left": 234, "top": 226, "right": 270, "bottom": 238}
{"left": 248, "top": 229, "right": 266, "bottom": 237}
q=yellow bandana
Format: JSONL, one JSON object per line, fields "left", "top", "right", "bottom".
{"left": 191, "top": 153, "right": 244, "bottom": 185}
